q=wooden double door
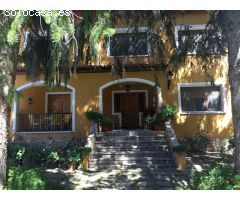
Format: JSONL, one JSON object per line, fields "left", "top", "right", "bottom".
{"left": 120, "top": 93, "right": 145, "bottom": 129}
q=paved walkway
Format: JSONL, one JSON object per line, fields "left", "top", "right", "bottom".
{"left": 43, "top": 167, "right": 188, "bottom": 190}
{"left": 42, "top": 151, "right": 229, "bottom": 190}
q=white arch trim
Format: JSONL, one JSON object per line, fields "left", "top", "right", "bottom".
{"left": 99, "top": 77, "right": 163, "bottom": 113}
{"left": 13, "top": 80, "right": 76, "bottom": 132}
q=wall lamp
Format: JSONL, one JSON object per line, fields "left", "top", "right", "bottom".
{"left": 154, "top": 82, "right": 160, "bottom": 89}
{"left": 27, "top": 98, "right": 33, "bottom": 105}
{"left": 125, "top": 83, "right": 131, "bottom": 92}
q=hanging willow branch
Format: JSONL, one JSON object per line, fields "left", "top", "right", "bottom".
{"left": 89, "top": 11, "right": 115, "bottom": 63}
{"left": 8, "top": 10, "right": 228, "bottom": 85}
{"left": 7, "top": 10, "right": 76, "bottom": 86}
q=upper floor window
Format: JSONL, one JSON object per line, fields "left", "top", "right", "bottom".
{"left": 24, "top": 31, "right": 48, "bottom": 48}
{"left": 178, "top": 82, "right": 226, "bottom": 114}
{"left": 107, "top": 27, "right": 150, "bottom": 57}
{"left": 175, "top": 24, "right": 206, "bottom": 54}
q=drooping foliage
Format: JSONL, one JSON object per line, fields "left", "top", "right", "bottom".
{"left": 7, "top": 10, "right": 229, "bottom": 86}
{"left": 7, "top": 11, "right": 75, "bottom": 86}
{"left": 89, "top": 11, "right": 115, "bottom": 63}
{"left": 0, "top": 11, "right": 15, "bottom": 103}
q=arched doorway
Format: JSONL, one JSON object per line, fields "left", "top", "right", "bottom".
{"left": 99, "top": 78, "right": 163, "bottom": 129}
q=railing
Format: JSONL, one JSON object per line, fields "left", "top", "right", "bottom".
{"left": 165, "top": 121, "right": 186, "bottom": 170}
{"left": 16, "top": 113, "right": 72, "bottom": 132}
{"left": 165, "top": 121, "right": 180, "bottom": 147}
{"left": 82, "top": 132, "right": 96, "bottom": 170}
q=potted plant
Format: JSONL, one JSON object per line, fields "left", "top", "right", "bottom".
{"left": 159, "top": 104, "right": 178, "bottom": 122}
{"left": 151, "top": 113, "right": 165, "bottom": 131}
{"left": 148, "top": 104, "right": 178, "bottom": 131}
{"left": 143, "top": 109, "right": 156, "bottom": 129}
{"left": 85, "top": 111, "right": 102, "bottom": 133}
{"left": 65, "top": 149, "right": 81, "bottom": 171}
{"left": 172, "top": 144, "right": 187, "bottom": 170}
{"left": 100, "top": 118, "right": 113, "bottom": 132}
{"left": 47, "top": 150, "right": 61, "bottom": 168}
{"left": 80, "top": 147, "right": 92, "bottom": 170}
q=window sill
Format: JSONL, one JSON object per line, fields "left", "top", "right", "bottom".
{"left": 185, "top": 52, "right": 223, "bottom": 56}
{"left": 180, "top": 111, "right": 225, "bottom": 115}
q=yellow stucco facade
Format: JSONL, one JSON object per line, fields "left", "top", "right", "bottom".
{"left": 10, "top": 11, "right": 234, "bottom": 142}
{"left": 11, "top": 62, "right": 233, "bottom": 142}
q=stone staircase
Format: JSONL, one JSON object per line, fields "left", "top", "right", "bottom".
{"left": 88, "top": 129, "right": 188, "bottom": 189}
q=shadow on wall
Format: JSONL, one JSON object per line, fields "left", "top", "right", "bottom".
{"left": 76, "top": 95, "right": 99, "bottom": 139}
{"left": 176, "top": 58, "right": 226, "bottom": 82}
{"left": 164, "top": 58, "right": 232, "bottom": 138}
{"left": 173, "top": 114, "right": 233, "bottom": 139}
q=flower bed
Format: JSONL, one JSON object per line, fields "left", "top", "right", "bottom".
{"left": 8, "top": 139, "right": 91, "bottom": 170}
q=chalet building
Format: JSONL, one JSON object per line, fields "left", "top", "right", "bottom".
{"left": 10, "top": 10, "right": 233, "bottom": 148}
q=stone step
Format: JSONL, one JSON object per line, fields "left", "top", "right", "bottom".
{"left": 89, "top": 163, "right": 176, "bottom": 170}
{"left": 90, "top": 129, "right": 178, "bottom": 185}
{"left": 95, "top": 135, "right": 166, "bottom": 140}
{"left": 95, "top": 144, "right": 168, "bottom": 151}
{"left": 96, "top": 131, "right": 165, "bottom": 137}
{"left": 93, "top": 147, "right": 170, "bottom": 152}
{"left": 95, "top": 139, "right": 168, "bottom": 144}
{"left": 89, "top": 159, "right": 175, "bottom": 164}
{"left": 91, "top": 154, "right": 174, "bottom": 160}
{"left": 90, "top": 159, "right": 175, "bottom": 166}
{"left": 94, "top": 140, "right": 168, "bottom": 145}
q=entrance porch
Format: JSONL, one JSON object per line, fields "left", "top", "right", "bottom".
{"left": 99, "top": 78, "right": 162, "bottom": 129}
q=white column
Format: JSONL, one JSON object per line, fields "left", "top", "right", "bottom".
{"left": 157, "top": 87, "right": 163, "bottom": 111}
{"left": 12, "top": 94, "right": 18, "bottom": 132}
{"left": 71, "top": 90, "right": 76, "bottom": 131}
{"left": 99, "top": 90, "right": 103, "bottom": 113}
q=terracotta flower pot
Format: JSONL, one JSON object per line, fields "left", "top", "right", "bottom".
{"left": 101, "top": 125, "right": 113, "bottom": 132}
{"left": 153, "top": 124, "right": 161, "bottom": 131}
{"left": 175, "top": 152, "right": 186, "bottom": 170}
{"left": 68, "top": 163, "right": 78, "bottom": 171}
{"left": 153, "top": 123, "right": 165, "bottom": 131}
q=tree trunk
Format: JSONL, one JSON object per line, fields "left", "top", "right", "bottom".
{"left": 0, "top": 95, "right": 8, "bottom": 187}
{"left": 225, "top": 11, "right": 240, "bottom": 172}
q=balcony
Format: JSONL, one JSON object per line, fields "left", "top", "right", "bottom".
{"left": 16, "top": 113, "right": 72, "bottom": 132}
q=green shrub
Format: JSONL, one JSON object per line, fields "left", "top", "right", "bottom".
{"left": 47, "top": 150, "right": 61, "bottom": 165}
{"left": 8, "top": 144, "right": 28, "bottom": 166}
{"left": 85, "top": 111, "right": 102, "bottom": 122}
{"left": 189, "top": 165, "right": 240, "bottom": 190}
{"left": 81, "top": 147, "right": 92, "bottom": 154}
{"left": 185, "top": 134, "right": 210, "bottom": 153}
{"left": 144, "top": 104, "right": 178, "bottom": 126}
{"left": 100, "top": 117, "right": 113, "bottom": 126}
{"left": 143, "top": 109, "right": 155, "bottom": 117}
{"left": 8, "top": 139, "right": 87, "bottom": 169}
{"left": 30, "top": 145, "right": 49, "bottom": 166}
{"left": 149, "top": 113, "right": 162, "bottom": 125}
{"left": 65, "top": 149, "right": 81, "bottom": 165}
{"left": 145, "top": 113, "right": 163, "bottom": 126}
{"left": 172, "top": 144, "right": 188, "bottom": 152}
{"left": 159, "top": 104, "right": 178, "bottom": 121}
{"left": 228, "top": 136, "right": 235, "bottom": 151}
{"left": 64, "top": 147, "right": 92, "bottom": 165}
{"left": 6, "top": 167, "right": 47, "bottom": 190}
{"left": 15, "top": 145, "right": 26, "bottom": 163}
